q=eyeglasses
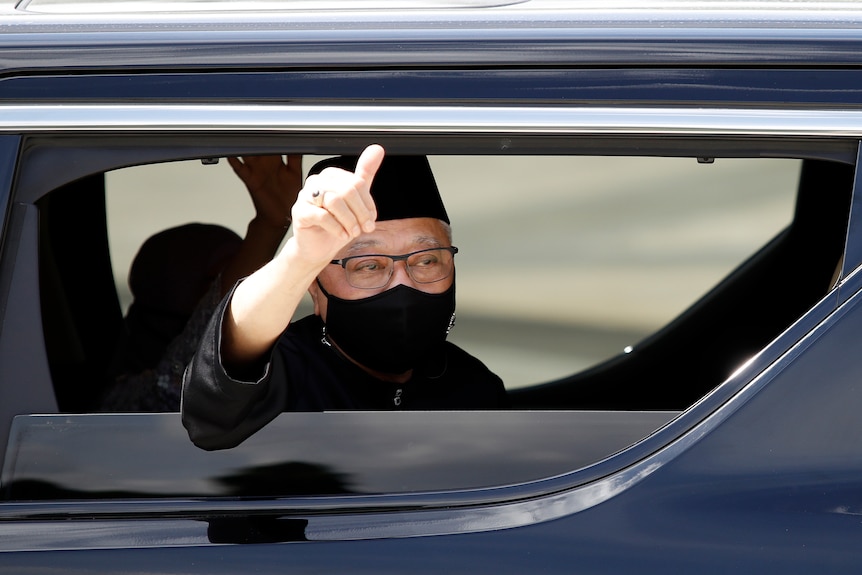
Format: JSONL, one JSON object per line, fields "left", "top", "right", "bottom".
{"left": 330, "top": 246, "right": 458, "bottom": 289}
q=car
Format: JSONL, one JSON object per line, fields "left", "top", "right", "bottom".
{"left": 2, "top": 0, "right": 862, "bottom": 572}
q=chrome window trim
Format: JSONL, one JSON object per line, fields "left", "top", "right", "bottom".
{"left": 3, "top": 104, "right": 862, "bottom": 137}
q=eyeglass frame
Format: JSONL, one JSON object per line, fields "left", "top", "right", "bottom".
{"left": 329, "top": 246, "right": 459, "bottom": 289}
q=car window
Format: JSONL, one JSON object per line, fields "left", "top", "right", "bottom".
{"left": 2, "top": 410, "right": 678, "bottom": 500}
{"left": 4, "top": 145, "right": 848, "bottom": 503}
{"left": 105, "top": 155, "right": 799, "bottom": 389}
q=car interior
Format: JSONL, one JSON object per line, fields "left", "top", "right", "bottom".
{"left": 510, "top": 159, "right": 854, "bottom": 410}
{"left": 35, "top": 155, "right": 854, "bottom": 413}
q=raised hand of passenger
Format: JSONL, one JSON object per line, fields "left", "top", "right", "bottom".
{"left": 290, "top": 144, "right": 383, "bottom": 266}
{"left": 218, "top": 154, "right": 303, "bottom": 296}
{"left": 228, "top": 154, "right": 301, "bottom": 229}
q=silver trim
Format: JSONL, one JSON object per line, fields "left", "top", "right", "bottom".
{"left": 2, "top": 104, "right": 862, "bottom": 136}
{"left": 837, "top": 142, "right": 862, "bottom": 292}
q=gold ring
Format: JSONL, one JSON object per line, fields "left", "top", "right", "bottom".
{"left": 311, "top": 188, "right": 325, "bottom": 207}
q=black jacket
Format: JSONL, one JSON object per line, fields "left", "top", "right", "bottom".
{"left": 181, "top": 292, "right": 507, "bottom": 450}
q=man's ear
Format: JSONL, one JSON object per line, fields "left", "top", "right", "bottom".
{"left": 308, "top": 279, "right": 324, "bottom": 318}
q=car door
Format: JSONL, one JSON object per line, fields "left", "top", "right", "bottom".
{"left": 1, "top": 98, "right": 862, "bottom": 573}
{"left": 3, "top": 3, "right": 862, "bottom": 569}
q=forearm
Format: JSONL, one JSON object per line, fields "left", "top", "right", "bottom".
{"left": 181, "top": 293, "right": 287, "bottom": 450}
{"left": 222, "top": 237, "right": 324, "bottom": 367}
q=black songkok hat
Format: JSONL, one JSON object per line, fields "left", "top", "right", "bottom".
{"left": 308, "top": 154, "right": 449, "bottom": 224}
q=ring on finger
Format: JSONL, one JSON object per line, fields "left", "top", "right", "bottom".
{"left": 310, "top": 188, "right": 325, "bottom": 207}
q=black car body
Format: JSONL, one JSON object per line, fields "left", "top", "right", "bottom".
{"left": 2, "top": 0, "right": 862, "bottom": 572}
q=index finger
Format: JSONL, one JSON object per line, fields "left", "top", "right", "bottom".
{"left": 226, "top": 156, "right": 245, "bottom": 175}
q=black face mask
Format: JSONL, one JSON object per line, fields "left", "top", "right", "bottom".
{"left": 318, "top": 280, "right": 456, "bottom": 374}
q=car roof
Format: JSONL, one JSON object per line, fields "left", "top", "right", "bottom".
{"left": 4, "top": 0, "right": 862, "bottom": 15}
{"left": 5, "top": 0, "right": 862, "bottom": 26}
{"left": 2, "top": 0, "right": 862, "bottom": 71}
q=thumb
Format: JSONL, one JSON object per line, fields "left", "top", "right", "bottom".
{"left": 354, "top": 144, "right": 385, "bottom": 187}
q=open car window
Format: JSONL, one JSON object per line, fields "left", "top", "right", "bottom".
{"left": 103, "top": 155, "right": 801, "bottom": 391}
{"left": 1, "top": 133, "right": 854, "bottom": 504}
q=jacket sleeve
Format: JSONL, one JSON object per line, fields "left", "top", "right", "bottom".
{"left": 180, "top": 285, "right": 288, "bottom": 450}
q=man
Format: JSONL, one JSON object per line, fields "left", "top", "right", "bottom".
{"left": 181, "top": 145, "right": 506, "bottom": 450}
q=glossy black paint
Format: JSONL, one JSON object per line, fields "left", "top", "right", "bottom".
{"left": 3, "top": 69, "right": 862, "bottom": 108}
{"left": 2, "top": 411, "right": 675, "bottom": 502}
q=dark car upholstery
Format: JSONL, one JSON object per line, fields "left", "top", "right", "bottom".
{"left": 39, "top": 174, "right": 123, "bottom": 412}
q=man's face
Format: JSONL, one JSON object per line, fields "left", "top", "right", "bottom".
{"left": 309, "top": 217, "right": 453, "bottom": 320}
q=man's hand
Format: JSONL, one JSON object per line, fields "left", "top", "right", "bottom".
{"left": 222, "top": 144, "right": 387, "bottom": 367}
{"left": 289, "top": 144, "right": 384, "bottom": 266}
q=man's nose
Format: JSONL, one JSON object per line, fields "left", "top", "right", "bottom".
{"left": 388, "top": 260, "right": 417, "bottom": 288}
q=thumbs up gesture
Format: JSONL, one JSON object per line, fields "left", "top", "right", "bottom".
{"left": 291, "top": 144, "right": 384, "bottom": 266}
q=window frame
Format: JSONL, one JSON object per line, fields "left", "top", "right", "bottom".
{"left": 0, "top": 104, "right": 860, "bottom": 543}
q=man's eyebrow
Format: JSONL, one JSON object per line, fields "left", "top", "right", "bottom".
{"left": 345, "top": 235, "right": 443, "bottom": 255}
{"left": 345, "top": 240, "right": 383, "bottom": 254}
{"left": 414, "top": 235, "right": 444, "bottom": 247}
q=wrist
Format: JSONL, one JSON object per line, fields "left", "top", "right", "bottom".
{"left": 278, "top": 237, "right": 329, "bottom": 279}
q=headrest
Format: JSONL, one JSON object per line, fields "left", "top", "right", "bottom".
{"left": 129, "top": 223, "right": 242, "bottom": 316}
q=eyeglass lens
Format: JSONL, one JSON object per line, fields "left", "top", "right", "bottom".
{"left": 344, "top": 248, "right": 455, "bottom": 289}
